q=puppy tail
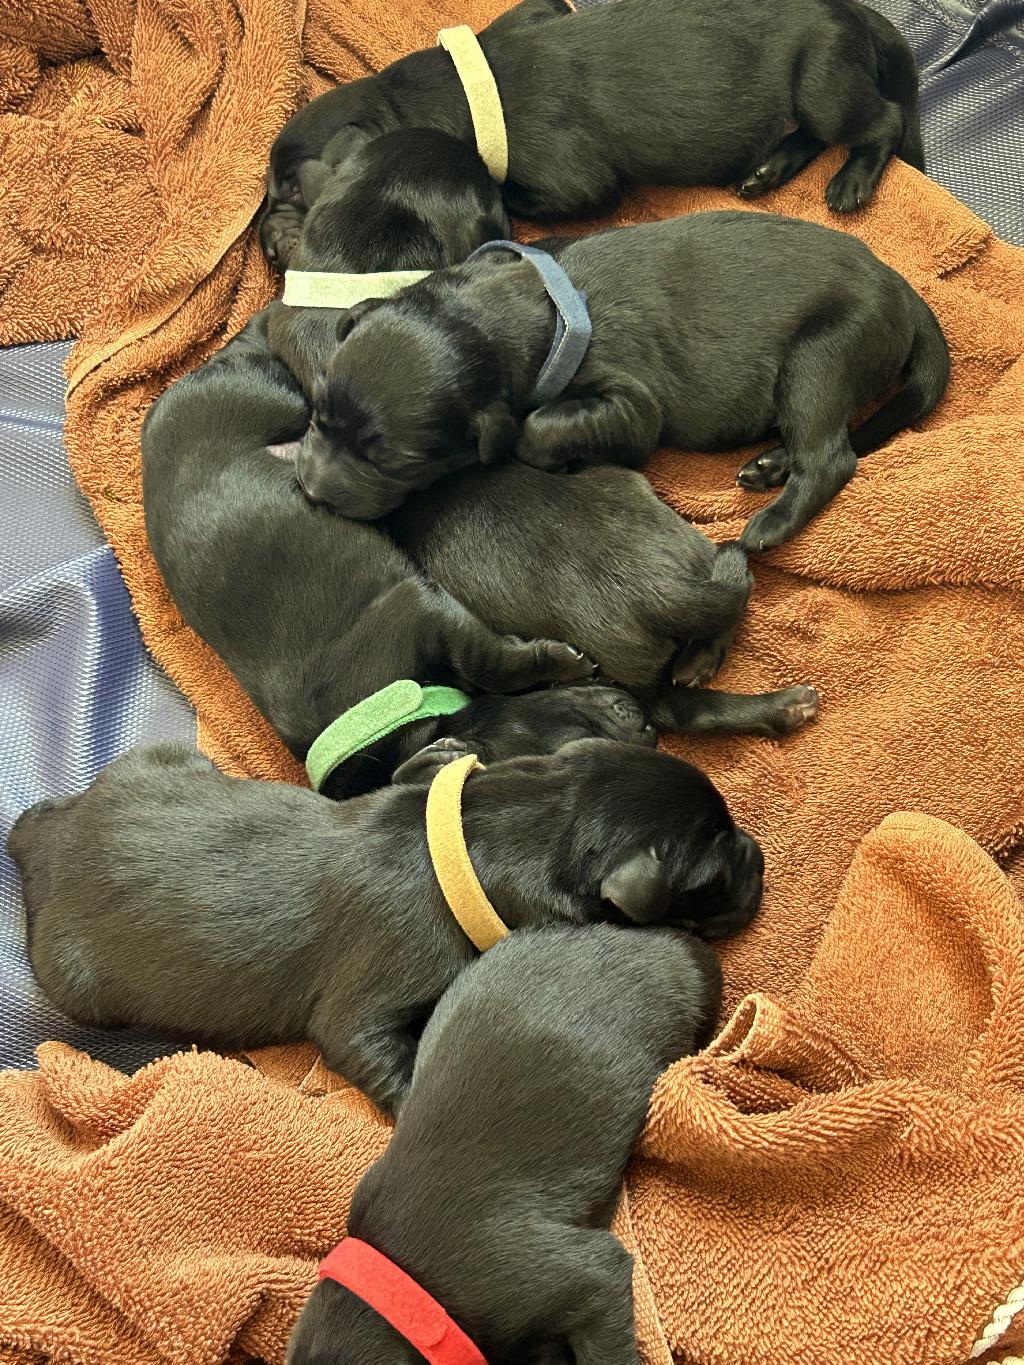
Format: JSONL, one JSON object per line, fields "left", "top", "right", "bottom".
{"left": 667, "top": 539, "right": 752, "bottom": 640}
{"left": 849, "top": 298, "right": 950, "bottom": 457}
{"left": 856, "top": 2, "right": 925, "bottom": 171}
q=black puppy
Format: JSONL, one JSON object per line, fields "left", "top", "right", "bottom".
{"left": 268, "top": 0, "right": 922, "bottom": 225}
{"left": 304, "top": 212, "right": 949, "bottom": 548}
{"left": 287, "top": 920, "right": 723, "bottom": 1364}
{"left": 390, "top": 464, "right": 819, "bottom": 737}
{"left": 262, "top": 127, "right": 510, "bottom": 400}
{"left": 10, "top": 739, "right": 759, "bottom": 1116}
{"left": 142, "top": 315, "right": 624, "bottom": 800}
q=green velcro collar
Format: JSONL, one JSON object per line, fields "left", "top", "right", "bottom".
{"left": 282, "top": 269, "right": 432, "bottom": 310}
{"left": 305, "top": 680, "right": 471, "bottom": 791}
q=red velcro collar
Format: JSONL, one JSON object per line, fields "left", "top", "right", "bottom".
{"left": 319, "top": 1238, "right": 487, "bottom": 1365}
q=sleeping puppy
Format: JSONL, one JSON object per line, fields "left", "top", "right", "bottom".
{"left": 10, "top": 739, "right": 760, "bottom": 1116}
{"left": 142, "top": 313, "right": 618, "bottom": 800}
{"left": 261, "top": 144, "right": 818, "bottom": 738}
{"left": 267, "top": 0, "right": 923, "bottom": 224}
{"left": 261, "top": 127, "right": 510, "bottom": 399}
{"left": 390, "top": 464, "right": 819, "bottom": 737}
{"left": 287, "top": 920, "right": 723, "bottom": 1364}
{"left": 304, "top": 212, "right": 950, "bottom": 549}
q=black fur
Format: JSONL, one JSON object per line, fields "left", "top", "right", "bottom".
{"left": 389, "top": 466, "right": 820, "bottom": 738}
{"left": 267, "top": 0, "right": 924, "bottom": 224}
{"left": 141, "top": 314, "right": 622, "bottom": 800}
{"left": 305, "top": 212, "right": 949, "bottom": 548}
{"left": 287, "top": 921, "right": 724, "bottom": 1363}
{"left": 10, "top": 740, "right": 758, "bottom": 1115}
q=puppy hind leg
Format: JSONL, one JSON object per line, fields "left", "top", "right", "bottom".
{"left": 312, "top": 1008, "right": 420, "bottom": 1117}
{"left": 824, "top": 100, "right": 905, "bottom": 213}
{"left": 739, "top": 331, "right": 859, "bottom": 552}
{"left": 793, "top": 41, "right": 906, "bottom": 212}
{"left": 429, "top": 586, "right": 597, "bottom": 692}
{"left": 650, "top": 684, "right": 819, "bottom": 738}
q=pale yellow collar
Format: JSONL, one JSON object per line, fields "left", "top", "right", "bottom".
{"left": 437, "top": 25, "right": 509, "bottom": 183}
{"left": 425, "top": 754, "right": 509, "bottom": 953}
{"left": 281, "top": 268, "right": 431, "bottom": 309}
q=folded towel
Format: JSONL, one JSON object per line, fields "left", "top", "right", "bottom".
{"left": 1, "top": 814, "right": 1021, "bottom": 1363}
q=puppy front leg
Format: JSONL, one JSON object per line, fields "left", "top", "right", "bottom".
{"left": 516, "top": 381, "right": 661, "bottom": 473}
{"left": 429, "top": 586, "right": 597, "bottom": 691}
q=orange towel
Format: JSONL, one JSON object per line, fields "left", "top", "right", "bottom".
{"left": 2, "top": 0, "right": 1024, "bottom": 1359}
{"left": 1, "top": 815, "right": 1022, "bottom": 1364}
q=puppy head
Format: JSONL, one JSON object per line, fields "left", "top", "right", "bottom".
{"left": 391, "top": 685, "right": 657, "bottom": 785}
{"left": 498, "top": 739, "right": 763, "bottom": 937}
{"left": 267, "top": 77, "right": 395, "bottom": 212}
{"left": 297, "top": 301, "right": 506, "bottom": 519}
{"left": 300, "top": 128, "right": 510, "bottom": 274}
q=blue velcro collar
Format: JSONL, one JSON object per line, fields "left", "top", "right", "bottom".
{"left": 469, "top": 241, "right": 592, "bottom": 405}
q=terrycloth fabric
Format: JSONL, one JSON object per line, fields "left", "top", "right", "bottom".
{"left": 1, "top": 814, "right": 1022, "bottom": 1364}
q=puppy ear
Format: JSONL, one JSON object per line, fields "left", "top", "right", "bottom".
{"left": 334, "top": 299, "right": 381, "bottom": 344}
{"left": 295, "top": 157, "right": 333, "bottom": 208}
{"left": 391, "top": 738, "right": 473, "bottom": 785}
{"left": 600, "top": 849, "right": 670, "bottom": 924}
{"left": 320, "top": 123, "right": 376, "bottom": 169}
{"left": 473, "top": 401, "right": 519, "bottom": 464}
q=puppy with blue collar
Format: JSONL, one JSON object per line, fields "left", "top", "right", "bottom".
{"left": 300, "top": 212, "right": 949, "bottom": 549}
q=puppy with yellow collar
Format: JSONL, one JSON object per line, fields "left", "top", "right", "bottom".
{"left": 11, "top": 739, "right": 762, "bottom": 1116}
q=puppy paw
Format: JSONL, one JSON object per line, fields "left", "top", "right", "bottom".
{"left": 825, "top": 165, "right": 875, "bottom": 214}
{"left": 538, "top": 640, "right": 599, "bottom": 682}
{"left": 737, "top": 161, "right": 785, "bottom": 198}
{"left": 766, "top": 685, "right": 820, "bottom": 735}
{"left": 671, "top": 637, "right": 729, "bottom": 688}
{"left": 736, "top": 448, "right": 790, "bottom": 491}
{"left": 739, "top": 504, "right": 793, "bottom": 553}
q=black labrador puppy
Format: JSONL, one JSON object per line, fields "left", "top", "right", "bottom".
{"left": 389, "top": 464, "right": 819, "bottom": 737}
{"left": 268, "top": 0, "right": 922, "bottom": 223}
{"left": 261, "top": 126, "right": 511, "bottom": 401}
{"left": 287, "top": 920, "right": 724, "bottom": 1364}
{"left": 142, "top": 314, "right": 619, "bottom": 800}
{"left": 10, "top": 739, "right": 760, "bottom": 1116}
{"left": 304, "top": 212, "right": 950, "bottom": 549}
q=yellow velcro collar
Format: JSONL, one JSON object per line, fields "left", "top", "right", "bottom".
{"left": 426, "top": 753, "right": 509, "bottom": 953}
{"left": 282, "top": 268, "right": 432, "bottom": 309}
{"left": 437, "top": 25, "right": 509, "bottom": 184}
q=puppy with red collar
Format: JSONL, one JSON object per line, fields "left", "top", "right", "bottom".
{"left": 288, "top": 920, "right": 720, "bottom": 1364}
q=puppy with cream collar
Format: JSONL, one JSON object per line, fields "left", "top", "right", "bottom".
{"left": 10, "top": 739, "right": 761, "bottom": 1116}
{"left": 287, "top": 920, "right": 721, "bottom": 1364}
{"left": 301, "top": 212, "right": 949, "bottom": 549}
{"left": 267, "top": 0, "right": 923, "bottom": 224}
